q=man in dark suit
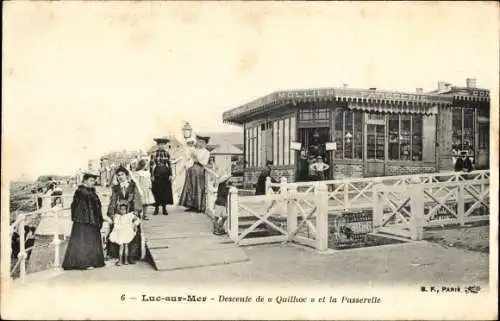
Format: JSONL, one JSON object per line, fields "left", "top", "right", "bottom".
{"left": 255, "top": 161, "right": 278, "bottom": 195}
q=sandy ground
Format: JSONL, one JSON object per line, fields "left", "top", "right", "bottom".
{"left": 37, "top": 237, "right": 488, "bottom": 288}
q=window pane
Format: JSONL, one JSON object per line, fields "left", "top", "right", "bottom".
{"left": 479, "top": 123, "right": 489, "bottom": 149}
{"left": 452, "top": 108, "right": 462, "bottom": 151}
{"left": 273, "top": 121, "right": 278, "bottom": 165}
{"left": 256, "top": 126, "right": 260, "bottom": 167}
{"left": 388, "top": 115, "right": 399, "bottom": 160}
{"left": 290, "top": 116, "right": 296, "bottom": 165}
{"left": 367, "top": 124, "right": 376, "bottom": 159}
{"left": 260, "top": 125, "right": 266, "bottom": 167}
{"left": 411, "top": 116, "right": 423, "bottom": 161}
{"left": 400, "top": 115, "right": 411, "bottom": 160}
{"left": 334, "top": 109, "right": 344, "bottom": 159}
{"left": 375, "top": 124, "right": 385, "bottom": 160}
{"left": 343, "top": 111, "right": 353, "bottom": 158}
{"left": 283, "top": 118, "right": 290, "bottom": 165}
{"left": 278, "top": 119, "right": 284, "bottom": 165}
{"left": 266, "top": 122, "right": 273, "bottom": 163}
{"left": 463, "top": 108, "right": 474, "bottom": 151}
{"left": 353, "top": 112, "right": 363, "bottom": 159}
{"left": 316, "top": 109, "right": 329, "bottom": 120}
{"left": 245, "top": 128, "right": 250, "bottom": 166}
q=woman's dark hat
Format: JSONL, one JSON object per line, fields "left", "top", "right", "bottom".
{"left": 117, "top": 200, "right": 129, "bottom": 209}
{"left": 196, "top": 135, "right": 210, "bottom": 143}
{"left": 115, "top": 166, "right": 129, "bottom": 176}
{"left": 154, "top": 137, "right": 170, "bottom": 144}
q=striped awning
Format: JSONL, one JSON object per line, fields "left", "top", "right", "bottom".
{"left": 347, "top": 102, "right": 438, "bottom": 115}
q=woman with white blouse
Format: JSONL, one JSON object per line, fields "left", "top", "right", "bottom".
{"left": 179, "top": 135, "right": 211, "bottom": 213}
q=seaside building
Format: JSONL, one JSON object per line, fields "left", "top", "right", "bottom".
{"left": 222, "top": 78, "right": 490, "bottom": 188}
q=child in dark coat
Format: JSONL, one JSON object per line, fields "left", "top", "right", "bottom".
{"left": 213, "top": 176, "right": 232, "bottom": 235}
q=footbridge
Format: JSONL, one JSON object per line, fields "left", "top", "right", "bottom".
{"left": 7, "top": 146, "right": 490, "bottom": 284}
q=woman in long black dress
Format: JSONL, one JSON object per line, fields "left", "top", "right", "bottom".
{"left": 62, "top": 171, "right": 110, "bottom": 270}
{"left": 150, "top": 137, "right": 174, "bottom": 215}
{"left": 106, "top": 166, "right": 143, "bottom": 264}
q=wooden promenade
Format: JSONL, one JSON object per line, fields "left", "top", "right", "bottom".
{"left": 142, "top": 207, "right": 249, "bottom": 271}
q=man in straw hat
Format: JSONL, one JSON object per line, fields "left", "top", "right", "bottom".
{"left": 150, "top": 137, "right": 174, "bottom": 215}
{"left": 179, "top": 134, "right": 211, "bottom": 212}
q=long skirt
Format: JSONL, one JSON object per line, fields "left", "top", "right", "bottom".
{"left": 106, "top": 224, "right": 142, "bottom": 260}
{"left": 62, "top": 223, "right": 105, "bottom": 270}
{"left": 178, "top": 164, "right": 206, "bottom": 212}
{"left": 152, "top": 178, "right": 174, "bottom": 206}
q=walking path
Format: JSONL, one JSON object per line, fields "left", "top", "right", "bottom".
{"left": 143, "top": 206, "right": 248, "bottom": 271}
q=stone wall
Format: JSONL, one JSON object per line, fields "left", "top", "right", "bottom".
{"left": 243, "top": 166, "right": 295, "bottom": 188}
{"left": 332, "top": 164, "right": 363, "bottom": 180}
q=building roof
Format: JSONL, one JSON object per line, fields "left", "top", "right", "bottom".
{"left": 222, "top": 84, "right": 490, "bottom": 124}
{"left": 210, "top": 141, "right": 243, "bottom": 155}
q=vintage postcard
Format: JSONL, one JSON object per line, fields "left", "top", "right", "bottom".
{"left": 1, "top": 1, "right": 498, "bottom": 320}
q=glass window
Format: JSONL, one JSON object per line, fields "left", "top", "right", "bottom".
{"left": 400, "top": 115, "right": 411, "bottom": 160}
{"left": 283, "top": 118, "right": 290, "bottom": 165}
{"left": 245, "top": 128, "right": 250, "bottom": 166}
{"left": 344, "top": 110, "right": 353, "bottom": 159}
{"left": 452, "top": 107, "right": 476, "bottom": 153}
{"left": 353, "top": 112, "right": 363, "bottom": 159}
{"left": 278, "top": 120, "right": 284, "bottom": 165}
{"left": 265, "top": 122, "right": 273, "bottom": 164}
{"left": 478, "top": 123, "right": 489, "bottom": 149}
{"left": 290, "top": 116, "right": 296, "bottom": 165}
{"left": 334, "top": 109, "right": 363, "bottom": 159}
{"left": 334, "top": 109, "right": 344, "bottom": 158}
{"left": 388, "top": 115, "right": 399, "bottom": 160}
{"left": 411, "top": 116, "right": 422, "bottom": 161}
{"left": 273, "top": 121, "right": 278, "bottom": 165}
{"left": 463, "top": 108, "right": 474, "bottom": 151}
{"left": 452, "top": 108, "right": 463, "bottom": 151}
{"left": 299, "top": 108, "right": 329, "bottom": 121}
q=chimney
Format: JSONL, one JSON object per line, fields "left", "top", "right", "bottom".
{"left": 437, "top": 81, "right": 446, "bottom": 91}
{"left": 466, "top": 78, "right": 477, "bottom": 88}
{"left": 416, "top": 88, "right": 423, "bottom": 94}
{"left": 369, "top": 87, "right": 377, "bottom": 91}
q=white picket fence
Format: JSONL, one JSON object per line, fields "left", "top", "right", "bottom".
{"left": 226, "top": 170, "right": 490, "bottom": 249}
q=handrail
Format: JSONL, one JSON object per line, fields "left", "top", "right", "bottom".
{"left": 265, "top": 169, "right": 490, "bottom": 188}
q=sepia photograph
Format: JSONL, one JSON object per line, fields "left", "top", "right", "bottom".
{"left": 1, "top": 1, "right": 498, "bottom": 320}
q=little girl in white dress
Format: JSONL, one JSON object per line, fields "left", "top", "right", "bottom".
{"left": 109, "top": 202, "right": 140, "bottom": 266}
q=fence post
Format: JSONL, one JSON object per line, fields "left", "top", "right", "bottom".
{"left": 458, "top": 182, "right": 465, "bottom": 226}
{"left": 287, "top": 183, "right": 297, "bottom": 240}
{"left": 18, "top": 214, "right": 26, "bottom": 283}
{"left": 372, "top": 183, "right": 383, "bottom": 230}
{"left": 52, "top": 208, "right": 61, "bottom": 268}
{"left": 265, "top": 177, "right": 272, "bottom": 195}
{"left": 343, "top": 182, "right": 349, "bottom": 207}
{"left": 409, "top": 184, "right": 424, "bottom": 241}
{"left": 228, "top": 187, "right": 239, "bottom": 243}
{"left": 315, "top": 183, "right": 329, "bottom": 251}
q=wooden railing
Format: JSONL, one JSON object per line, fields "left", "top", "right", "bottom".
{"left": 373, "top": 177, "right": 490, "bottom": 240}
{"left": 227, "top": 170, "right": 490, "bottom": 249}
{"left": 9, "top": 192, "right": 111, "bottom": 283}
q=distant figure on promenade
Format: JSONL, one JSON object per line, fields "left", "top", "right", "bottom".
{"left": 106, "top": 166, "right": 143, "bottom": 263}
{"left": 255, "top": 161, "right": 278, "bottom": 195}
{"left": 150, "top": 137, "right": 174, "bottom": 215}
{"left": 134, "top": 159, "right": 155, "bottom": 220}
{"left": 179, "top": 135, "right": 210, "bottom": 212}
{"left": 62, "top": 170, "right": 111, "bottom": 270}
{"left": 108, "top": 201, "right": 141, "bottom": 266}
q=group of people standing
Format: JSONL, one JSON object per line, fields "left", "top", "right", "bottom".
{"left": 62, "top": 134, "right": 213, "bottom": 270}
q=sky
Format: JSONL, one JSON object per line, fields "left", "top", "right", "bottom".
{"left": 2, "top": 1, "right": 499, "bottom": 181}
